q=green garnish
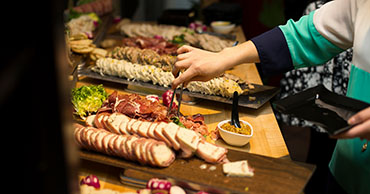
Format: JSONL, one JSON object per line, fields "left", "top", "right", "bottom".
{"left": 71, "top": 84, "right": 107, "bottom": 118}
{"left": 171, "top": 34, "right": 186, "bottom": 46}
{"left": 171, "top": 116, "right": 185, "bottom": 128}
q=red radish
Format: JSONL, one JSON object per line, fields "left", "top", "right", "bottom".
{"left": 162, "top": 90, "right": 177, "bottom": 109}
{"left": 80, "top": 174, "right": 100, "bottom": 189}
{"left": 146, "top": 95, "right": 160, "bottom": 103}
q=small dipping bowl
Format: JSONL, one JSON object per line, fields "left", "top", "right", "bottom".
{"left": 218, "top": 119, "right": 253, "bottom": 147}
{"left": 211, "top": 21, "right": 235, "bottom": 34}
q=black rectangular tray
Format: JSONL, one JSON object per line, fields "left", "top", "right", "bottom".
{"left": 77, "top": 64, "right": 280, "bottom": 109}
{"left": 273, "top": 85, "right": 370, "bottom": 135}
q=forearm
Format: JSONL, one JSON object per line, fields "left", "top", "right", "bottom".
{"left": 218, "top": 40, "right": 260, "bottom": 71}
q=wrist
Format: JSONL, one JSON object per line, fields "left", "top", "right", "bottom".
{"left": 219, "top": 41, "right": 260, "bottom": 70}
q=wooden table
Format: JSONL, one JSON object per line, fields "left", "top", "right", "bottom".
{"left": 75, "top": 25, "right": 292, "bottom": 193}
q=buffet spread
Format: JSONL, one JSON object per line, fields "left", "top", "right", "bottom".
{"left": 66, "top": 1, "right": 313, "bottom": 193}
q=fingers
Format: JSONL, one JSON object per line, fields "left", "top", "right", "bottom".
{"left": 348, "top": 106, "right": 370, "bottom": 125}
{"left": 177, "top": 45, "right": 195, "bottom": 55}
{"left": 172, "top": 68, "right": 197, "bottom": 89}
{"left": 332, "top": 119, "right": 370, "bottom": 140}
{"left": 172, "top": 59, "right": 191, "bottom": 78}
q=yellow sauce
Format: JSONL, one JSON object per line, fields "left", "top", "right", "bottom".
{"left": 212, "top": 21, "right": 231, "bottom": 26}
{"left": 221, "top": 122, "right": 252, "bottom": 135}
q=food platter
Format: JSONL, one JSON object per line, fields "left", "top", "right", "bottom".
{"left": 77, "top": 63, "right": 280, "bottom": 109}
{"left": 80, "top": 148, "right": 314, "bottom": 194}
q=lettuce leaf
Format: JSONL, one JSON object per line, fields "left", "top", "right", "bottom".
{"left": 71, "top": 84, "right": 107, "bottom": 118}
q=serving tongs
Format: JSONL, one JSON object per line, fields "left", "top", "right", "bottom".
{"left": 231, "top": 91, "right": 241, "bottom": 128}
{"left": 167, "top": 72, "right": 184, "bottom": 117}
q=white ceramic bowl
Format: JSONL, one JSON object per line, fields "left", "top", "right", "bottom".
{"left": 211, "top": 21, "right": 235, "bottom": 34}
{"left": 218, "top": 119, "right": 253, "bottom": 147}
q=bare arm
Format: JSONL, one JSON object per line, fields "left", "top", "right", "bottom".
{"left": 171, "top": 40, "right": 260, "bottom": 89}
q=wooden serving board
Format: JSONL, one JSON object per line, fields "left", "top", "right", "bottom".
{"left": 79, "top": 149, "right": 314, "bottom": 194}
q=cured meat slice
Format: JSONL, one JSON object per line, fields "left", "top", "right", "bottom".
{"left": 137, "top": 121, "right": 152, "bottom": 137}
{"left": 150, "top": 142, "right": 175, "bottom": 167}
{"left": 153, "top": 122, "right": 172, "bottom": 147}
{"left": 162, "top": 123, "right": 181, "bottom": 151}
{"left": 196, "top": 140, "right": 228, "bottom": 163}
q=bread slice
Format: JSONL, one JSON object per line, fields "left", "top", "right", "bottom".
{"left": 162, "top": 122, "right": 181, "bottom": 150}
{"left": 150, "top": 142, "right": 175, "bottom": 167}
{"left": 106, "top": 113, "right": 126, "bottom": 134}
{"left": 153, "top": 122, "right": 172, "bottom": 147}
{"left": 176, "top": 127, "right": 200, "bottom": 152}
{"left": 137, "top": 121, "right": 152, "bottom": 137}
{"left": 85, "top": 115, "right": 96, "bottom": 127}
{"left": 222, "top": 160, "right": 254, "bottom": 177}
{"left": 125, "top": 136, "right": 139, "bottom": 161}
{"left": 147, "top": 122, "right": 158, "bottom": 139}
{"left": 125, "top": 119, "right": 137, "bottom": 134}
{"left": 119, "top": 116, "right": 131, "bottom": 135}
{"left": 131, "top": 120, "right": 143, "bottom": 134}
{"left": 196, "top": 140, "right": 228, "bottom": 163}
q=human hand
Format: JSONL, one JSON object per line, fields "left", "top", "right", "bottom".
{"left": 171, "top": 45, "right": 231, "bottom": 89}
{"left": 332, "top": 106, "right": 370, "bottom": 140}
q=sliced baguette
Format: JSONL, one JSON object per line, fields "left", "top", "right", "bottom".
{"left": 196, "top": 140, "right": 228, "bottom": 163}
{"left": 147, "top": 122, "right": 158, "bottom": 139}
{"left": 131, "top": 120, "right": 143, "bottom": 134}
{"left": 137, "top": 121, "right": 152, "bottom": 137}
{"left": 106, "top": 113, "right": 126, "bottom": 134}
{"left": 126, "top": 119, "right": 137, "bottom": 134}
{"left": 85, "top": 115, "right": 96, "bottom": 127}
{"left": 162, "top": 123, "right": 181, "bottom": 150}
{"left": 119, "top": 116, "right": 131, "bottom": 135}
{"left": 153, "top": 122, "right": 172, "bottom": 147}
{"left": 150, "top": 142, "right": 175, "bottom": 167}
{"left": 176, "top": 127, "right": 200, "bottom": 153}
